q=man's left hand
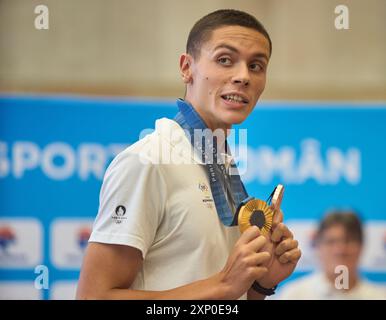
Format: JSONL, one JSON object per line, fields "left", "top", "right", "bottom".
{"left": 257, "top": 210, "right": 302, "bottom": 289}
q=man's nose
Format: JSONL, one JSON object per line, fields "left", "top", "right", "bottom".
{"left": 332, "top": 240, "right": 349, "bottom": 254}
{"left": 231, "top": 63, "right": 250, "bottom": 86}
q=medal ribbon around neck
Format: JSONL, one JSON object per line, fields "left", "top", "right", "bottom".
{"left": 174, "top": 99, "right": 275, "bottom": 233}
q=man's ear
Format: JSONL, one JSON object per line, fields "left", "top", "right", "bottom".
{"left": 179, "top": 53, "right": 193, "bottom": 84}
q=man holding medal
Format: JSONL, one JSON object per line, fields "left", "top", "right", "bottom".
{"left": 77, "top": 9, "right": 301, "bottom": 300}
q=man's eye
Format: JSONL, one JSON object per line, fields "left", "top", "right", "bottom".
{"left": 218, "top": 57, "right": 232, "bottom": 65}
{"left": 250, "top": 63, "right": 263, "bottom": 72}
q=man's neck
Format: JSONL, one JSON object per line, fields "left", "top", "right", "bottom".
{"left": 184, "top": 98, "right": 231, "bottom": 136}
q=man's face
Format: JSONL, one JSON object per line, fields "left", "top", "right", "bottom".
{"left": 181, "top": 25, "right": 270, "bottom": 131}
{"left": 317, "top": 224, "right": 362, "bottom": 278}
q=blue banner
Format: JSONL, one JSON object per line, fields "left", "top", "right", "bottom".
{"left": 0, "top": 95, "right": 385, "bottom": 299}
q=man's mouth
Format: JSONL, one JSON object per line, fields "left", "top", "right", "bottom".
{"left": 221, "top": 94, "right": 249, "bottom": 104}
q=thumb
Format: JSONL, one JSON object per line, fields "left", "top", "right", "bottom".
{"left": 272, "top": 207, "right": 283, "bottom": 229}
{"left": 237, "top": 225, "right": 261, "bottom": 245}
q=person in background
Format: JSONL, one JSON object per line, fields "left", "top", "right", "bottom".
{"left": 277, "top": 210, "right": 386, "bottom": 299}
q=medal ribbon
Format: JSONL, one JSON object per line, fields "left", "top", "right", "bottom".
{"left": 174, "top": 99, "right": 249, "bottom": 226}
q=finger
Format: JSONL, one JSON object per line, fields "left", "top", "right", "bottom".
{"left": 278, "top": 248, "right": 302, "bottom": 264}
{"left": 275, "top": 239, "right": 299, "bottom": 256}
{"left": 247, "top": 235, "right": 267, "bottom": 253}
{"left": 271, "top": 223, "right": 293, "bottom": 243}
{"left": 272, "top": 208, "right": 283, "bottom": 228}
{"left": 237, "top": 226, "right": 261, "bottom": 245}
{"left": 250, "top": 266, "right": 268, "bottom": 281}
{"left": 248, "top": 251, "right": 271, "bottom": 266}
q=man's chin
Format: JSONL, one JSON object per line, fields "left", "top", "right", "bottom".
{"left": 226, "top": 115, "right": 248, "bottom": 126}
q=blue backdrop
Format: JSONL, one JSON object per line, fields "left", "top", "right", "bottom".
{"left": 0, "top": 95, "right": 385, "bottom": 299}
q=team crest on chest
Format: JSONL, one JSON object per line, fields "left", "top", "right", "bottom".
{"left": 198, "top": 181, "right": 214, "bottom": 209}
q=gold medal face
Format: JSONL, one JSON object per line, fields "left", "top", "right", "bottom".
{"left": 238, "top": 199, "right": 274, "bottom": 236}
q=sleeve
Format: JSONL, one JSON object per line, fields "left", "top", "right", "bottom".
{"left": 88, "top": 149, "right": 167, "bottom": 259}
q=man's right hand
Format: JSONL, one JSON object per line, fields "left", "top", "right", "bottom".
{"left": 217, "top": 226, "right": 271, "bottom": 299}
{"left": 77, "top": 226, "right": 270, "bottom": 300}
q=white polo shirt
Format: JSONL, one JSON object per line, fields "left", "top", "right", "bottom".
{"left": 89, "top": 117, "right": 241, "bottom": 292}
{"left": 276, "top": 272, "right": 386, "bottom": 300}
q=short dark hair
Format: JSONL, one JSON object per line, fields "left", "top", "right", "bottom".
{"left": 186, "top": 9, "right": 272, "bottom": 59}
{"left": 314, "top": 210, "right": 364, "bottom": 244}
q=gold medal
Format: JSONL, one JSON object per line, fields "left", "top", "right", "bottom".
{"left": 237, "top": 184, "right": 284, "bottom": 236}
{"left": 237, "top": 199, "right": 274, "bottom": 236}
